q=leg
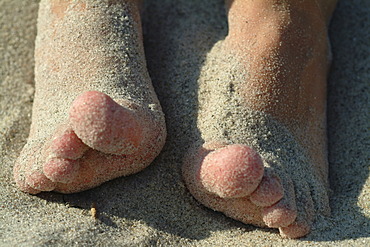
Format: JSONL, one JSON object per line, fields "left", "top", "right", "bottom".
{"left": 14, "top": 0, "right": 166, "bottom": 194}
{"left": 183, "top": 0, "right": 337, "bottom": 238}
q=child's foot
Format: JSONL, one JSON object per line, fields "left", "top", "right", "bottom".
{"left": 14, "top": 0, "right": 166, "bottom": 194}
{"left": 183, "top": 0, "right": 336, "bottom": 238}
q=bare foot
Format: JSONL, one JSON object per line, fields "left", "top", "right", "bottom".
{"left": 14, "top": 0, "right": 166, "bottom": 194}
{"left": 183, "top": 0, "right": 337, "bottom": 238}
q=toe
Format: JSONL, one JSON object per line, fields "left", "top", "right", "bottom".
{"left": 69, "top": 91, "right": 144, "bottom": 155}
{"left": 262, "top": 200, "right": 297, "bottom": 228}
{"left": 279, "top": 182, "right": 314, "bottom": 238}
{"left": 52, "top": 149, "right": 138, "bottom": 193}
{"left": 199, "top": 144, "right": 264, "bottom": 198}
{"left": 49, "top": 127, "right": 88, "bottom": 159}
{"left": 262, "top": 177, "right": 297, "bottom": 228}
{"left": 43, "top": 158, "right": 80, "bottom": 183}
{"left": 25, "top": 170, "right": 55, "bottom": 191}
{"left": 250, "top": 171, "right": 284, "bottom": 207}
{"left": 279, "top": 220, "right": 311, "bottom": 239}
{"left": 14, "top": 144, "right": 45, "bottom": 194}
{"left": 44, "top": 126, "right": 85, "bottom": 183}
{"left": 13, "top": 161, "right": 41, "bottom": 194}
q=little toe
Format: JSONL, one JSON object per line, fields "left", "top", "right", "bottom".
{"left": 69, "top": 91, "right": 144, "bottom": 155}
{"left": 14, "top": 144, "right": 47, "bottom": 194}
{"left": 249, "top": 171, "right": 284, "bottom": 207}
{"left": 262, "top": 177, "right": 297, "bottom": 228}
{"left": 25, "top": 170, "right": 55, "bottom": 192}
{"left": 19, "top": 145, "right": 56, "bottom": 192}
{"left": 13, "top": 161, "right": 41, "bottom": 194}
{"left": 199, "top": 144, "right": 264, "bottom": 198}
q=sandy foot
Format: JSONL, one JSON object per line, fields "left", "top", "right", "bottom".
{"left": 183, "top": 0, "right": 333, "bottom": 238}
{"left": 14, "top": 0, "right": 166, "bottom": 194}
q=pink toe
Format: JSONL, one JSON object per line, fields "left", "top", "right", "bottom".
{"left": 13, "top": 163, "right": 40, "bottom": 194}
{"left": 262, "top": 200, "right": 297, "bottom": 228}
{"left": 50, "top": 128, "right": 88, "bottom": 159}
{"left": 25, "top": 171, "right": 55, "bottom": 191}
{"left": 200, "top": 144, "right": 264, "bottom": 198}
{"left": 250, "top": 173, "right": 284, "bottom": 207}
{"left": 44, "top": 158, "right": 80, "bottom": 183}
{"left": 18, "top": 184, "right": 40, "bottom": 194}
{"left": 279, "top": 221, "right": 310, "bottom": 239}
{"left": 69, "top": 91, "right": 144, "bottom": 155}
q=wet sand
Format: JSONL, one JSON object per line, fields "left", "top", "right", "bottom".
{"left": 1, "top": 0, "right": 369, "bottom": 246}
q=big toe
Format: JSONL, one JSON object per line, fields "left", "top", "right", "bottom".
{"left": 199, "top": 144, "right": 264, "bottom": 198}
{"left": 69, "top": 91, "right": 144, "bottom": 155}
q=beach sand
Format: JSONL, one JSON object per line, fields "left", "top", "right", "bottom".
{"left": 1, "top": 0, "right": 369, "bottom": 246}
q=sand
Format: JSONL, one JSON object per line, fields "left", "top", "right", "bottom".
{"left": 1, "top": 0, "right": 369, "bottom": 246}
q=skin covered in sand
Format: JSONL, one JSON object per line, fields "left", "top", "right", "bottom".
{"left": 183, "top": 0, "right": 338, "bottom": 239}
{"left": 13, "top": 0, "right": 339, "bottom": 240}
{"left": 13, "top": 0, "right": 166, "bottom": 194}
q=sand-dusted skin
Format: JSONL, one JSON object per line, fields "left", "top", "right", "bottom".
{"left": 14, "top": 0, "right": 166, "bottom": 194}
{"left": 183, "top": 0, "right": 338, "bottom": 239}
{"left": 13, "top": 0, "right": 337, "bottom": 240}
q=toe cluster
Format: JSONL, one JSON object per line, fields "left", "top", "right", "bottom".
{"left": 14, "top": 91, "right": 148, "bottom": 194}
{"left": 183, "top": 143, "right": 311, "bottom": 238}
